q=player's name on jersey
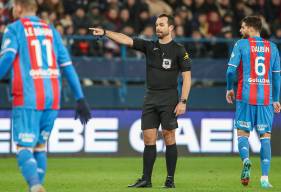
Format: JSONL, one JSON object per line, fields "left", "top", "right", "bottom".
{"left": 24, "top": 27, "right": 53, "bottom": 37}
{"left": 251, "top": 46, "right": 270, "bottom": 53}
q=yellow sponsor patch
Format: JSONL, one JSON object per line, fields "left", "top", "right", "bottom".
{"left": 183, "top": 52, "right": 189, "bottom": 60}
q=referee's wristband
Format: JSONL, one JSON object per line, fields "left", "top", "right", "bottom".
{"left": 103, "top": 29, "right": 107, "bottom": 36}
{"left": 180, "top": 99, "right": 187, "bottom": 104}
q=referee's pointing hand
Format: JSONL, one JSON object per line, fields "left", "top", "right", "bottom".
{"left": 174, "top": 102, "right": 186, "bottom": 116}
{"left": 89, "top": 27, "right": 105, "bottom": 36}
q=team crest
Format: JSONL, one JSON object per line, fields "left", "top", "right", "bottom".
{"left": 162, "top": 58, "right": 172, "bottom": 69}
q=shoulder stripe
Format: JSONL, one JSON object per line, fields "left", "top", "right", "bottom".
{"left": 60, "top": 61, "right": 72, "bottom": 67}
{"left": 0, "top": 48, "right": 17, "bottom": 56}
{"left": 228, "top": 64, "right": 237, "bottom": 67}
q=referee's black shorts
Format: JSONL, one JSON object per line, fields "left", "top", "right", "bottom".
{"left": 141, "top": 89, "right": 178, "bottom": 130}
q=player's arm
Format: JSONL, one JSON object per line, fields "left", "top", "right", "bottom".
{"left": 226, "top": 41, "right": 242, "bottom": 104}
{"left": 175, "top": 47, "right": 192, "bottom": 116}
{"left": 53, "top": 29, "right": 91, "bottom": 124}
{"left": 0, "top": 27, "right": 18, "bottom": 79}
{"left": 272, "top": 46, "right": 281, "bottom": 113}
{"left": 89, "top": 28, "right": 133, "bottom": 47}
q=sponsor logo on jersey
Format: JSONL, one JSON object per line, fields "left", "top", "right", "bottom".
{"left": 183, "top": 52, "right": 189, "bottom": 60}
{"left": 19, "top": 133, "right": 35, "bottom": 143}
{"left": 257, "top": 124, "right": 268, "bottom": 131}
{"left": 248, "top": 78, "right": 270, "bottom": 84}
{"left": 237, "top": 120, "right": 251, "bottom": 128}
{"left": 30, "top": 69, "right": 60, "bottom": 79}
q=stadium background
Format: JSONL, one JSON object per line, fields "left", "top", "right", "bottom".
{"left": 0, "top": 1, "right": 281, "bottom": 191}
{"left": 0, "top": 0, "right": 281, "bottom": 156}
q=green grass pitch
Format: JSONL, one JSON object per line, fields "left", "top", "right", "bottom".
{"left": 0, "top": 157, "right": 281, "bottom": 192}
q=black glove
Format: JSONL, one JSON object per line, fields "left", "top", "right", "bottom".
{"left": 75, "top": 98, "right": 91, "bottom": 125}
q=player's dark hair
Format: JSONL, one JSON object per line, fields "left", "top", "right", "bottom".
{"left": 241, "top": 16, "right": 262, "bottom": 32}
{"left": 14, "top": 0, "right": 38, "bottom": 12}
{"left": 157, "top": 14, "right": 174, "bottom": 26}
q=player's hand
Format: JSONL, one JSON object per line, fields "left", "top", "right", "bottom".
{"left": 89, "top": 27, "right": 105, "bottom": 36}
{"left": 226, "top": 89, "right": 235, "bottom": 104}
{"left": 75, "top": 98, "right": 92, "bottom": 125}
{"left": 174, "top": 102, "right": 186, "bottom": 117}
{"left": 273, "top": 102, "right": 281, "bottom": 113}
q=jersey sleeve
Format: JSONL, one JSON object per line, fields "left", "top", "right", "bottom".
{"left": 272, "top": 44, "right": 281, "bottom": 73}
{"left": 178, "top": 45, "right": 191, "bottom": 72}
{"left": 52, "top": 27, "right": 72, "bottom": 68}
{"left": 0, "top": 26, "right": 18, "bottom": 56}
{"left": 228, "top": 41, "right": 242, "bottom": 68}
{"left": 132, "top": 38, "right": 149, "bottom": 52}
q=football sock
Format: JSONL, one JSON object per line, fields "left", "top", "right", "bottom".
{"left": 142, "top": 145, "right": 156, "bottom": 182}
{"left": 238, "top": 136, "right": 249, "bottom": 162}
{"left": 34, "top": 151, "right": 47, "bottom": 184}
{"left": 260, "top": 138, "right": 271, "bottom": 176}
{"left": 17, "top": 149, "right": 40, "bottom": 187}
{"left": 165, "top": 144, "right": 177, "bottom": 179}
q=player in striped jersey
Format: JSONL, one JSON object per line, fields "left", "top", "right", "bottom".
{"left": 0, "top": 0, "right": 91, "bottom": 191}
{"left": 226, "top": 16, "right": 281, "bottom": 188}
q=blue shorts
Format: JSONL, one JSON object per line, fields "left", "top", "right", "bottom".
{"left": 12, "top": 108, "right": 58, "bottom": 147}
{"left": 234, "top": 101, "right": 274, "bottom": 135}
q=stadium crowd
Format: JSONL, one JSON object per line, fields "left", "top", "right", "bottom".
{"left": 0, "top": 0, "right": 281, "bottom": 58}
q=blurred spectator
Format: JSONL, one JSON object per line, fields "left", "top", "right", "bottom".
{"left": 72, "top": 27, "right": 93, "bottom": 56}
{"left": 104, "top": 7, "right": 120, "bottom": 31}
{"left": 72, "top": 8, "right": 90, "bottom": 32}
{"left": 212, "top": 29, "right": 233, "bottom": 58}
{"left": 216, "top": 0, "right": 232, "bottom": 17}
{"left": 207, "top": 11, "right": 223, "bottom": 37}
{"left": 145, "top": 0, "right": 173, "bottom": 17}
{"left": 196, "top": 13, "right": 209, "bottom": 37}
{"left": 139, "top": 25, "right": 154, "bottom": 40}
{"left": 0, "top": 2, "right": 9, "bottom": 25}
{"left": 134, "top": 9, "right": 152, "bottom": 34}
{"left": 187, "top": 30, "right": 208, "bottom": 58}
{"left": 87, "top": 2, "right": 105, "bottom": 27}
{"left": 119, "top": 8, "right": 133, "bottom": 31}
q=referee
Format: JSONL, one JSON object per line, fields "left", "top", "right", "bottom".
{"left": 90, "top": 14, "right": 191, "bottom": 188}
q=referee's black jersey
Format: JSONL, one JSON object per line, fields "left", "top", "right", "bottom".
{"left": 132, "top": 38, "right": 191, "bottom": 90}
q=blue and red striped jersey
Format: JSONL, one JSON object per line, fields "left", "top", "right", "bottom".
{"left": 228, "top": 37, "right": 281, "bottom": 105}
{"left": 0, "top": 16, "right": 73, "bottom": 110}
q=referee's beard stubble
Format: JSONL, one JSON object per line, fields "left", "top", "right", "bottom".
{"left": 156, "top": 29, "right": 170, "bottom": 39}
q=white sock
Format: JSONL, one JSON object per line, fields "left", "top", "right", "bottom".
{"left": 261, "top": 176, "right": 268, "bottom": 181}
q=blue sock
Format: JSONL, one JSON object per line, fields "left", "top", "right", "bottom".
{"left": 260, "top": 138, "right": 271, "bottom": 176}
{"left": 238, "top": 136, "right": 249, "bottom": 162}
{"left": 16, "top": 149, "right": 40, "bottom": 187}
{"left": 34, "top": 151, "right": 47, "bottom": 184}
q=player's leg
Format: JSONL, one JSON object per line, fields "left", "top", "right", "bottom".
{"left": 234, "top": 101, "right": 253, "bottom": 186}
{"left": 257, "top": 104, "right": 274, "bottom": 188}
{"left": 160, "top": 104, "right": 178, "bottom": 188}
{"left": 12, "top": 109, "right": 44, "bottom": 191}
{"left": 35, "top": 110, "right": 58, "bottom": 184}
{"left": 128, "top": 101, "right": 159, "bottom": 188}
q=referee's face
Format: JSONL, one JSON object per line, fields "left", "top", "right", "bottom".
{"left": 155, "top": 17, "right": 171, "bottom": 39}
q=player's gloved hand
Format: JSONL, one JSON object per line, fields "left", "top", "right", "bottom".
{"left": 75, "top": 98, "right": 91, "bottom": 125}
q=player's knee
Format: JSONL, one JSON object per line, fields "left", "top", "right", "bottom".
{"left": 162, "top": 130, "right": 176, "bottom": 145}
{"left": 16, "top": 145, "right": 33, "bottom": 153}
{"left": 34, "top": 144, "right": 46, "bottom": 152}
{"left": 237, "top": 129, "right": 250, "bottom": 137}
{"left": 260, "top": 132, "right": 271, "bottom": 139}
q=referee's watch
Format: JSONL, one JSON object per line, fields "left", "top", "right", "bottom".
{"left": 180, "top": 98, "right": 187, "bottom": 104}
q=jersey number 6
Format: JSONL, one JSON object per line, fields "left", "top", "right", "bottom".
{"left": 255, "top": 56, "right": 266, "bottom": 76}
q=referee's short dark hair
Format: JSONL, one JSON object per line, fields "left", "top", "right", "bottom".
{"left": 158, "top": 14, "right": 174, "bottom": 26}
{"left": 242, "top": 16, "right": 262, "bottom": 32}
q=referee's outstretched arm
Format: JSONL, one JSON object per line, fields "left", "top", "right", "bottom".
{"left": 89, "top": 28, "right": 133, "bottom": 47}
